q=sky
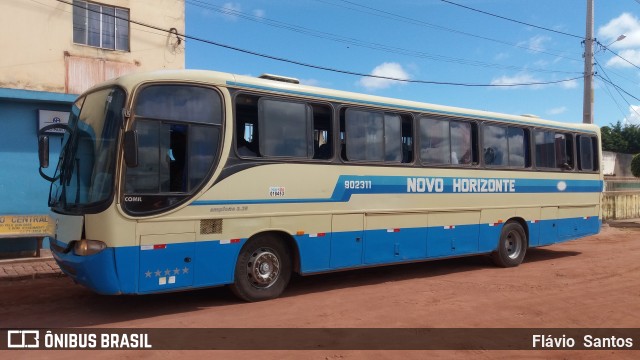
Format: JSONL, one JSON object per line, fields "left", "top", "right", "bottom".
{"left": 185, "top": 0, "right": 640, "bottom": 128}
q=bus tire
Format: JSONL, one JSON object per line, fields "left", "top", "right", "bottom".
{"left": 491, "top": 222, "right": 527, "bottom": 268}
{"left": 230, "top": 234, "right": 291, "bottom": 302}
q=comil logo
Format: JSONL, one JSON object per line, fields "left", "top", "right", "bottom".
{"left": 7, "top": 330, "right": 40, "bottom": 348}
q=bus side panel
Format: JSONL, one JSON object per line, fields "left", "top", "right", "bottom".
{"left": 516, "top": 208, "right": 541, "bottom": 247}
{"left": 557, "top": 205, "right": 600, "bottom": 240}
{"left": 193, "top": 239, "right": 242, "bottom": 287}
{"left": 114, "top": 246, "right": 139, "bottom": 294}
{"left": 539, "top": 207, "right": 559, "bottom": 246}
{"left": 193, "top": 217, "right": 269, "bottom": 287}
{"left": 427, "top": 212, "right": 480, "bottom": 257}
{"left": 330, "top": 214, "right": 364, "bottom": 269}
{"left": 138, "top": 233, "right": 195, "bottom": 293}
{"left": 478, "top": 209, "right": 517, "bottom": 252}
{"left": 363, "top": 214, "right": 427, "bottom": 265}
{"left": 272, "top": 215, "right": 332, "bottom": 273}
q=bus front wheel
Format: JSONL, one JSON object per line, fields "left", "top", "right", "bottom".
{"left": 491, "top": 222, "right": 527, "bottom": 268}
{"left": 230, "top": 234, "right": 292, "bottom": 302}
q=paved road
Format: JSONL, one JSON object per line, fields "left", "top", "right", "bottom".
{"left": 1, "top": 225, "right": 639, "bottom": 359}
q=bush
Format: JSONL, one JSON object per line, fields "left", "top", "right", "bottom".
{"left": 632, "top": 154, "right": 640, "bottom": 178}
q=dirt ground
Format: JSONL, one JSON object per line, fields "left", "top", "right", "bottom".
{"left": 1, "top": 224, "right": 639, "bottom": 359}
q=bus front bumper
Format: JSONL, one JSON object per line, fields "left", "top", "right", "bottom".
{"left": 50, "top": 239, "right": 123, "bottom": 295}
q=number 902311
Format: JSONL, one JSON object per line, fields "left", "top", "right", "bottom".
{"left": 344, "top": 180, "right": 372, "bottom": 189}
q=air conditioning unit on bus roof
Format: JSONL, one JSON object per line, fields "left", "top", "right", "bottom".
{"left": 259, "top": 73, "right": 300, "bottom": 84}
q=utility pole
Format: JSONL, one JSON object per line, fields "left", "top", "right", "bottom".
{"left": 583, "top": 0, "right": 594, "bottom": 124}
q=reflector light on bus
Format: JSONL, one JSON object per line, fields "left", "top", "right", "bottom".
{"left": 220, "top": 239, "right": 241, "bottom": 244}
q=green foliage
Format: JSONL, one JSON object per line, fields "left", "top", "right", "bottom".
{"left": 601, "top": 121, "right": 640, "bottom": 154}
{"left": 632, "top": 154, "right": 640, "bottom": 178}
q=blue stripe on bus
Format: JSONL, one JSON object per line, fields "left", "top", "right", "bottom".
{"left": 192, "top": 176, "right": 603, "bottom": 206}
{"left": 51, "top": 216, "right": 601, "bottom": 295}
{"left": 226, "top": 81, "right": 598, "bottom": 134}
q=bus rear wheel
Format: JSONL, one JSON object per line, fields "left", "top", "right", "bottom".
{"left": 230, "top": 234, "right": 291, "bottom": 302}
{"left": 491, "top": 222, "right": 527, "bottom": 268}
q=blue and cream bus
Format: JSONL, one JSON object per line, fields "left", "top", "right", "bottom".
{"left": 38, "top": 70, "right": 602, "bottom": 301}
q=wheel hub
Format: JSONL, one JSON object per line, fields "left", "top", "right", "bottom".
{"left": 248, "top": 248, "right": 280, "bottom": 288}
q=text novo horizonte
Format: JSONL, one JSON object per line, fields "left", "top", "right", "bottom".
{"left": 407, "top": 177, "right": 516, "bottom": 193}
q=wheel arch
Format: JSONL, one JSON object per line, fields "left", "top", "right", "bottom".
{"left": 506, "top": 217, "right": 529, "bottom": 247}
{"left": 245, "top": 230, "right": 301, "bottom": 275}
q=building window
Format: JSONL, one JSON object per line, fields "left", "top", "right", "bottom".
{"left": 73, "top": 0, "right": 130, "bottom": 51}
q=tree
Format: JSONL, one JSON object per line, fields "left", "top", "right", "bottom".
{"left": 632, "top": 154, "right": 640, "bottom": 178}
{"left": 600, "top": 121, "right": 640, "bottom": 154}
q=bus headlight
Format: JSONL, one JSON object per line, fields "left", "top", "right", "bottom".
{"left": 74, "top": 239, "right": 107, "bottom": 256}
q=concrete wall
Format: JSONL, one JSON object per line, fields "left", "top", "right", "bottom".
{"left": 602, "top": 151, "right": 635, "bottom": 178}
{"left": 603, "top": 192, "right": 640, "bottom": 221}
{"left": 0, "top": 0, "right": 185, "bottom": 94}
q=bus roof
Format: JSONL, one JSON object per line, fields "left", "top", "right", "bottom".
{"left": 97, "top": 69, "right": 599, "bottom": 134}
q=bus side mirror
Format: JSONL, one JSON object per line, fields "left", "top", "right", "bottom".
{"left": 124, "top": 130, "right": 139, "bottom": 168}
{"left": 38, "top": 135, "right": 50, "bottom": 169}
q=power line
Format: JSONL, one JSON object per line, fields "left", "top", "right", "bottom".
{"left": 598, "top": 42, "right": 640, "bottom": 71}
{"left": 315, "top": 0, "right": 582, "bottom": 62}
{"left": 596, "top": 77, "right": 631, "bottom": 122}
{"left": 439, "top": 0, "right": 583, "bottom": 39}
{"left": 597, "top": 74, "right": 640, "bottom": 103}
{"left": 54, "top": 0, "right": 583, "bottom": 88}
{"left": 187, "top": 0, "right": 579, "bottom": 75}
{"left": 594, "top": 60, "right": 638, "bottom": 121}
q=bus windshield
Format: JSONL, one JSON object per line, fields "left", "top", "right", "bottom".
{"left": 49, "top": 87, "right": 126, "bottom": 214}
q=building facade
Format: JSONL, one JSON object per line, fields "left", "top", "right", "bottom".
{"left": 0, "top": 0, "right": 185, "bottom": 257}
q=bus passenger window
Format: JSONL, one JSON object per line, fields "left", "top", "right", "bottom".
{"left": 578, "top": 135, "right": 596, "bottom": 171}
{"left": 555, "top": 133, "right": 573, "bottom": 170}
{"left": 401, "top": 116, "right": 414, "bottom": 163}
{"left": 507, "top": 127, "right": 528, "bottom": 167}
{"left": 312, "top": 104, "right": 333, "bottom": 160}
{"left": 535, "top": 131, "right": 556, "bottom": 168}
{"left": 483, "top": 124, "right": 506, "bottom": 166}
{"left": 342, "top": 108, "right": 403, "bottom": 163}
{"left": 235, "top": 94, "right": 261, "bottom": 158}
{"left": 259, "top": 99, "right": 312, "bottom": 158}
{"left": 237, "top": 122, "right": 259, "bottom": 157}
{"left": 535, "top": 130, "right": 573, "bottom": 170}
{"left": 450, "top": 121, "right": 472, "bottom": 165}
{"left": 420, "top": 118, "right": 450, "bottom": 164}
{"left": 482, "top": 125, "right": 527, "bottom": 168}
